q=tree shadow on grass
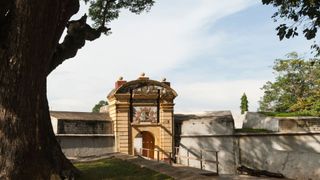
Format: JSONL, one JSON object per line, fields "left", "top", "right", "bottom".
{"left": 74, "top": 158, "right": 172, "bottom": 180}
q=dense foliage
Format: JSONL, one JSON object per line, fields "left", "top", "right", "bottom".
{"left": 240, "top": 93, "right": 249, "bottom": 114}
{"left": 262, "top": 0, "right": 320, "bottom": 55}
{"left": 85, "top": 0, "right": 154, "bottom": 28}
{"left": 92, "top": 100, "right": 108, "bottom": 112}
{"left": 259, "top": 52, "right": 320, "bottom": 116}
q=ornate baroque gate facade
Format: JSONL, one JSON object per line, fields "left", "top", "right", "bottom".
{"left": 107, "top": 74, "right": 177, "bottom": 159}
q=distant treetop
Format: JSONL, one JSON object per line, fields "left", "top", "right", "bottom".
{"left": 92, "top": 100, "right": 108, "bottom": 113}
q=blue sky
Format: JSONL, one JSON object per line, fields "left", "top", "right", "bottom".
{"left": 47, "top": 0, "right": 314, "bottom": 114}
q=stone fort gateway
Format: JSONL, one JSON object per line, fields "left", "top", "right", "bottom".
{"left": 50, "top": 74, "right": 320, "bottom": 179}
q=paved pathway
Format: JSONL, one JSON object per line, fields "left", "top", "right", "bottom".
{"left": 71, "top": 153, "right": 287, "bottom": 180}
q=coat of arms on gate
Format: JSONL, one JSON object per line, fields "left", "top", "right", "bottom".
{"left": 133, "top": 106, "right": 157, "bottom": 123}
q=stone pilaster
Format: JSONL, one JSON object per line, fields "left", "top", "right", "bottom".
{"left": 160, "top": 103, "right": 174, "bottom": 155}
{"left": 108, "top": 94, "right": 132, "bottom": 154}
{"left": 107, "top": 97, "right": 117, "bottom": 152}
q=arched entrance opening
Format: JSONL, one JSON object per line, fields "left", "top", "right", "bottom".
{"left": 142, "top": 131, "right": 154, "bottom": 159}
{"left": 133, "top": 133, "right": 142, "bottom": 155}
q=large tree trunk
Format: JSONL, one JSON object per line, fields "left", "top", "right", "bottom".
{"left": 0, "top": 0, "right": 79, "bottom": 179}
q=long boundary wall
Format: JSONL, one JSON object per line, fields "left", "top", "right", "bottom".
{"left": 176, "top": 111, "right": 237, "bottom": 174}
{"left": 237, "top": 132, "right": 320, "bottom": 180}
{"left": 178, "top": 132, "right": 320, "bottom": 179}
{"left": 177, "top": 115, "right": 320, "bottom": 179}
{"left": 56, "top": 135, "right": 115, "bottom": 157}
{"left": 178, "top": 135, "right": 237, "bottom": 174}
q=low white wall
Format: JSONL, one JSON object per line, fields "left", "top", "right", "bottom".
{"left": 239, "top": 134, "right": 320, "bottom": 180}
{"left": 242, "top": 112, "right": 279, "bottom": 131}
{"left": 179, "top": 133, "right": 320, "bottom": 179}
{"left": 179, "top": 136, "right": 236, "bottom": 174}
{"left": 181, "top": 118, "right": 234, "bottom": 136}
{"left": 177, "top": 111, "right": 320, "bottom": 179}
{"left": 56, "top": 135, "right": 115, "bottom": 157}
{"left": 177, "top": 112, "right": 236, "bottom": 174}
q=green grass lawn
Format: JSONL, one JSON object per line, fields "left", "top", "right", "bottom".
{"left": 74, "top": 158, "right": 172, "bottom": 180}
{"left": 258, "top": 111, "right": 315, "bottom": 117}
{"left": 235, "top": 128, "right": 273, "bottom": 133}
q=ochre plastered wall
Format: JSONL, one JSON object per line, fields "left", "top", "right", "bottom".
{"left": 159, "top": 103, "right": 174, "bottom": 154}
{"left": 107, "top": 77, "right": 177, "bottom": 156}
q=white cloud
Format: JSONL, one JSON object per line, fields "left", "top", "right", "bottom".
{"left": 174, "top": 79, "right": 265, "bottom": 113}
{"left": 48, "top": 0, "right": 260, "bottom": 112}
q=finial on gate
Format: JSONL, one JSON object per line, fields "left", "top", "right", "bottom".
{"left": 138, "top": 72, "right": 149, "bottom": 80}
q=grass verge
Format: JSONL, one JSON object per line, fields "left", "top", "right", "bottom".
{"left": 258, "top": 111, "right": 315, "bottom": 117}
{"left": 235, "top": 128, "right": 273, "bottom": 133}
{"left": 74, "top": 158, "right": 172, "bottom": 180}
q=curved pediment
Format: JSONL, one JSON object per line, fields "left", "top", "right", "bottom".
{"left": 108, "top": 78, "right": 177, "bottom": 100}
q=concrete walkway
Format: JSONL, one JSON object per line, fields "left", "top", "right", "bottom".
{"left": 71, "top": 153, "right": 286, "bottom": 180}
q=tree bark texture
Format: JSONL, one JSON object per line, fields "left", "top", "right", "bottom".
{"left": 0, "top": 0, "right": 79, "bottom": 179}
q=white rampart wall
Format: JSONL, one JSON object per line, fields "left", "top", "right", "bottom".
{"left": 177, "top": 112, "right": 236, "bottom": 174}
{"left": 178, "top": 113, "right": 320, "bottom": 179}
{"left": 242, "top": 112, "right": 279, "bottom": 131}
{"left": 239, "top": 133, "right": 320, "bottom": 180}
{"left": 57, "top": 135, "right": 115, "bottom": 157}
{"left": 179, "top": 136, "right": 236, "bottom": 174}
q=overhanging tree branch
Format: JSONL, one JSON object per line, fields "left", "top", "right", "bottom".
{"left": 102, "top": 0, "right": 116, "bottom": 27}
{"left": 47, "top": 14, "right": 110, "bottom": 74}
{"left": 48, "top": 0, "right": 154, "bottom": 74}
{"left": 262, "top": 0, "right": 320, "bottom": 56}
